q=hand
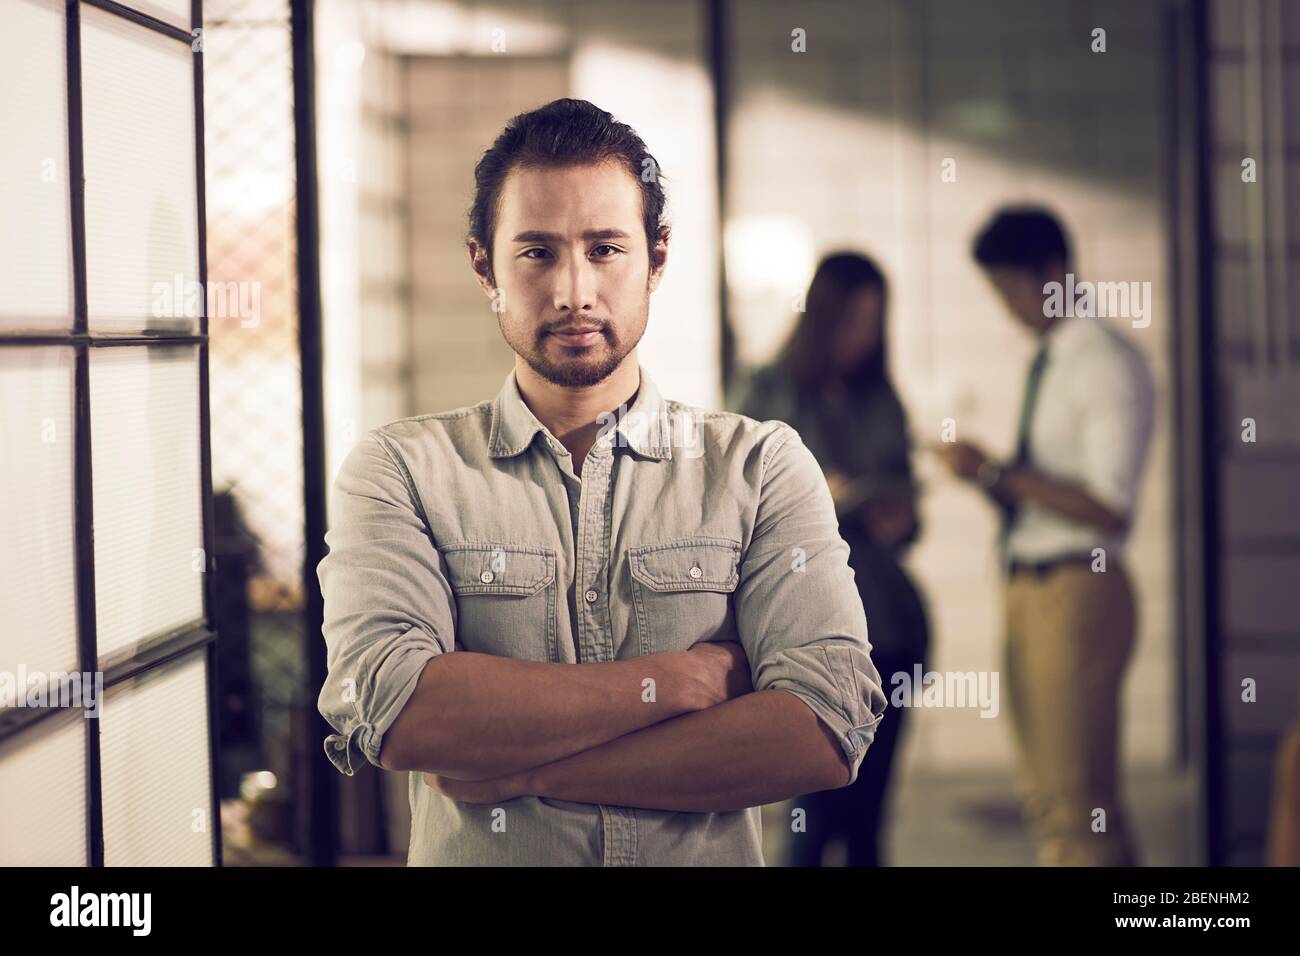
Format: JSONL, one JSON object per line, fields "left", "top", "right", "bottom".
{"left": 423, "top": 768, "right": 532, "bottom": 804}
{"left": 931, "top": 440, "right": 989, "bottom": 481}
{"left": 682, "top": 640, "right": 753, "bottom": 710}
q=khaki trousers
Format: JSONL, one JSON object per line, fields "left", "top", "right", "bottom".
{"left": 1003, "top": 559, "right": 1140, "bottom": 866}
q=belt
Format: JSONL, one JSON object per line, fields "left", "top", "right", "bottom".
{"left": 1007, "top": 553, "right": 1096, "bottom": 578}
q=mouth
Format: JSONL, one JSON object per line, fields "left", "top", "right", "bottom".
{"left": 548, "top": 326, "right": 604, "bottom": 348}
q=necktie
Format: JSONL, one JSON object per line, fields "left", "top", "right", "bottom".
{"left": 999, "top": 343, "right": 1050, "bottom": 557}
{"left": 1011, "top": 343, "right": 1050, "bottom": 467}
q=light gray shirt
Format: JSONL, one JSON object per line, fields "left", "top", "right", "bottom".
{"left": 316, "top": 363, "right": 887, "bottom": 866}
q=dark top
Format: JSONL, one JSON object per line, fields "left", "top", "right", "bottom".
{"left": 730, "top": 361, "right": 918, "bottom": 543}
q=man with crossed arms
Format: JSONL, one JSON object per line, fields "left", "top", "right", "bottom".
{"left": 317, "top": 98, "right": 887, "bottom": 866}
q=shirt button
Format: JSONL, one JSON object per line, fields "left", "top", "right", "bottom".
{"left": 688, "top": 565, "right": 703, "bottom": 579}
{"left": 584, "top": 589, "right": 598, "bottom": 603}
{"left": 480, "top": 570, "right": 495, "bottom": 584}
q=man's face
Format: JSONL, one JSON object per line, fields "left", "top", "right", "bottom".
{"left": 471, "top": 160, "right": 666, "bottom": 388}
{"left": 983, "top": 260, "right": 1067, "bottom": 334}
{"left": 984, "top": 266, "right": 1049, "bottom": 333}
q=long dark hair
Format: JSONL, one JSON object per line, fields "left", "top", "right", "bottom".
{"left": 775, "top": 251, "right": 889, "bottom": 396}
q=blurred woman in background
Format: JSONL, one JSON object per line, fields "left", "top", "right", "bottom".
{"left": 732, "top": 251, "right": 929, "bottom": 867}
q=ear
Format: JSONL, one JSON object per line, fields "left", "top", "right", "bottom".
{"left": 646, "top": 225, "right": 670, "bottom": 293}
{"left": 467, "top": 239, "right": 497, "bottom": 299}
{"left": 1041, "top": 258, "right": 1069, "bottom": 287}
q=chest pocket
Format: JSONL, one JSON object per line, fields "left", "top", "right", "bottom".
{"left": 627, "top": 537, "right": 741, "bottom": 655}
{"left": 441, "top": 543, "right": 557, "bottom": 662}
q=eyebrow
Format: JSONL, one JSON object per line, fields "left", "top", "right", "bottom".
{"left": 510, "top": 229, "right": 632, "bottom": 243}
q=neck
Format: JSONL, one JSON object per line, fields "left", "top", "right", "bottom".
{"left": 1037, "top": 266, "right": 1071, "bottom": 338}
{"left": 1034, "top": 311, "right": 1064, "bottom": 339}
{"left": 514, "top": 353, "right": 642, "bottom": 464}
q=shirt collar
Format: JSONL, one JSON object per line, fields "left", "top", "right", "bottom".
{"left": 1041, "top": 313, "right": 1090, "bottom": 355}
{"left": 488, "top": 363, "right": 673, "bottom": 461}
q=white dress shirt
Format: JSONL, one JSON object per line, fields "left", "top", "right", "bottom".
{"left": 1004, "top": 314, "right": 1156, "bottom": 563}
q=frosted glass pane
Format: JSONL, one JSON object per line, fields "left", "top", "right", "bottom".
{"left": 91, "top": 347, "right": 203, "bottom": 659}
{"left": 122, "top": 1, "right": 192, "bottom": 31}
{"left": 101, "top": 650, "right": 213, "bottom": 866}
{"left": 0, "top": 348, "right": 78, "bottom": 677}
{"left": 0, "top": 0, "right": 72, "bottom": 327}
{"left": 82, "top": 7, "right": 199, "bottom": 330}
{"left": 0, "top": 712, "right": 88, "bottom": 865}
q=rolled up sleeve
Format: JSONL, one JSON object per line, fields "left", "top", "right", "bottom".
{"left": 316, "top": 431, "right": 456, "bottom": 776}
{"left": 736, "top": 425, "right": 888, "bottom": 787}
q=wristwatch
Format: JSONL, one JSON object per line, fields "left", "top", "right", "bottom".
{"left": 976, "top": 459, "right": 1005, "bottom": 490}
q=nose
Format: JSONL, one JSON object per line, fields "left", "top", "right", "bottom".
{"left": 552, "top": 251, "right": 598, "bottom": 314}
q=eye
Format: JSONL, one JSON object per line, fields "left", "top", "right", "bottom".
{"left": 591, "top": 244, "right": 622, "bottom": 258}
{"left": 520, "top": 248, "right": 551, "bottom": 260}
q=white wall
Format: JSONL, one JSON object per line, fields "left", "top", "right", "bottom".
{"left": 380, "top": 0, "right": 720, "bottom": 416}
{"left": 321, "top": 0, "right": 1181, "bottom": 777}
{"left": 725, "top": 0, "right": 1178, "bottom": 773}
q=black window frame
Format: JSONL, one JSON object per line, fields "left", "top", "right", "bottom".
{"left": 0, "top": 0, "right": 221, "bottom": 868}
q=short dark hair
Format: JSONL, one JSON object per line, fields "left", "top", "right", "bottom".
{"left": 972, "top": 206, "right": 1071, "bottom": 273}
{"left": 466, "top": 98, "right": 669, "bottom": 285}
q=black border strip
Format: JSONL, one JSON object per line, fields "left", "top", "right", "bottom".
{"left": 290, "top": 0, "right": 336, "bottom": 867}
{"left": 1166, "top": 0, "right": 1198, "bottom": 841}
{"left": 706, "top": 0, "right": 734, "bottom": 397}
{"left": 65, "top": 0, "right": 104, "bottom": 872}
{"left": 1192, "top": 0, "right": 1225, "bottom": 867}
{"left": 83, "top": 0, "right": 191, "bottom": 44}
{"left": 101, "top": 625, "right": 216, "bottom": 689}
{"left": 0, "top": 332, "right": 204, "bottom": 346}
{"left": 4, "top": 0, "right": 219, "bottom": 867}
{"left": 192, "top": 0, "right": 223, "bottom": 867}
{"left": 67, "top": 3, "right": 88, "bottom": 338}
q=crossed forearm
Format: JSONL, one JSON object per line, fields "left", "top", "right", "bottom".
{"left": 517, "top": 689, "right": 850, "bottom": 812}
{"left": 381, "top": 649, "right": 699, "bottom": 779}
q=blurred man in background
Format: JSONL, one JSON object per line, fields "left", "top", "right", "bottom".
{"left": 934, "top": 207, "right": 1155, "bottom": 866}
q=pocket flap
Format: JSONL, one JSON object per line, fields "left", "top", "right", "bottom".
{"left": 628, "top": 538, "right": 740, "bottom": 592}
{"left": 440, "top": 544, "right": 555, "bottom": 596}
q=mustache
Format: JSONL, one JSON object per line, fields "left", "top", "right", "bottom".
{"left": 543, "top": 322, "right": 610, "bottom": 335}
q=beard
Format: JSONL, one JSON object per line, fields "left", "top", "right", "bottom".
{"left": 503, "top": 312, "right": 647, "bottom": 388}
